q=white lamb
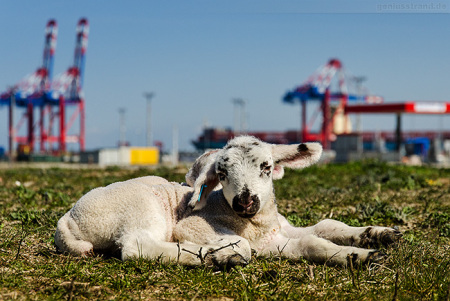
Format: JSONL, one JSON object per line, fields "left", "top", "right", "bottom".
{"left": 55, "top": 136, "right": 401, "bottom": 267}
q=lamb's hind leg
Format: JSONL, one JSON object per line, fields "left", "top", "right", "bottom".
{"left": 260, "top": 233, "right": 384, "bottom": 266}
{"left": 119, "top": 230, "right": 250, "bottom": 268}
{"left": 54, "top": 212, "right": 94, "bottom": 256}
{"left": 310, "top": 219, "right": 402, "bottom": 248}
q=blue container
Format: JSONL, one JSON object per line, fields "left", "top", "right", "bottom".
{"left": 405, "top": 137, "right": 430, "bottom": 157}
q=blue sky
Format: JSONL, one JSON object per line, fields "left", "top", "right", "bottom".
{"left": 1, "top": 1, "right": 449, "bottom": 151}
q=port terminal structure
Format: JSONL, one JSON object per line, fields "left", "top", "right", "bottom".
{"left": 283, "top": 58, "right": 450, "bottom": 150}
{"left": 344, "top": 102, "right": 450, "bottom": 152}
{"left": 0, "top": 18, "right": 89, "bottom": 157}
{"left": 193, "top": 58, "right": 449, "bottom": 158}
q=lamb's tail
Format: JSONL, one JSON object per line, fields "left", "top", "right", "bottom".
{"left": 54, "top": 212, "right": 93, "bottom": 256}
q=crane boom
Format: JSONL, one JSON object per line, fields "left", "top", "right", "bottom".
{"left": 43, "top": 19, "right": 58, "bottom": 81}
{"left": 73, "top": 18, "right": 89, "bottom": 89}
{"left": 49, "top": 18, "right": 89, "bottom": 102}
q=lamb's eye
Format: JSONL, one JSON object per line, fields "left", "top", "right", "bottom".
{"left": 218, "top": 172, "right": 226, "bottom": 181}
{"left": 264, "top": 166, "right": 272, "bottom": 174}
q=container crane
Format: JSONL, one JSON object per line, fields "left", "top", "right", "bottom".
{"left": 283, "top": 58, "right": 383, "bottom": 149}
{"left": 46, "top": 18, "right": 89, "bottom": 152}
{"left": 0, "top": 19, "right": 58, "bottom": 155}
{"left": 0, "top": 18, "right": 88, "bottom": 158}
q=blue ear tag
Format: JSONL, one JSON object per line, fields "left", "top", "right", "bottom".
{"left": 198, "top": 184, "right": 207, "bottom": 202}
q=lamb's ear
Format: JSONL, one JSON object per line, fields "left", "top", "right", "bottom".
{"left": 186, "top": 150, "right": 220, "bottom": 210}
{"left": 272, "top": 165, "right": 285, "bottom": 180}
{"left": 271, "top": 142, "right": 322, "bottom": 180}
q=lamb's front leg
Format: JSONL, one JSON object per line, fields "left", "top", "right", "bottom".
{"left": 120, "top": 230, "right": 250, "bottom": 268}
{"left": 257, "top": 232, "right": 384, "bottom": 266}
{"left": 173, "top": 215, "right": 253, "bottom": 268}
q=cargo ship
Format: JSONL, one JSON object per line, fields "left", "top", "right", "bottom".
{"left": 192, "top": 127, "right": 450, "bottom": 154}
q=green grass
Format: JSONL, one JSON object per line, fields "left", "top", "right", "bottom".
{"left": 0, "top": 161, "right": 449, "bottom": 300}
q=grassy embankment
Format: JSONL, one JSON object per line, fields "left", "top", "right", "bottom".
{"left": 0, "top": 161, "right": 448, "bottom": 300}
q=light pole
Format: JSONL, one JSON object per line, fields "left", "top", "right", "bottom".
{"left": 144, "top": 92, "right": 154, "bottom": 147}
{"left": 352, "top": 76, "right": 367, "bottom": 133}
{"left": 352, "top": 76, "right": 367, "bottom": 155}
{"left": 118, "top": 108, "right": 126, "bottom": 147}
{"left": 232, "top": 98, "right": 246, "bottom": 135}
{"left": 9, "top": 87, "right": 16, "bottom": 161}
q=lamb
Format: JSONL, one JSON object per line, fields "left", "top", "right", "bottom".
{"left": 55, "top": 136, "right": 401, "bottom": 267}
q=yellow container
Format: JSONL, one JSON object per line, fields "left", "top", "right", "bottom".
{"left": 130, "top": 147, "right": 159, "bottom": 165}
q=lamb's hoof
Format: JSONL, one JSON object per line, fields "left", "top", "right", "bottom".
{"left": 82, "top": 249, "right": 95, "bottom": 257}
{"left": 227, "top": 254, "right": 248, "bottom": 268}
{"left": 365, "top": 250, "right": 387, "bottom": 264}
{"left": 360, "top": 227, "right": 403, "bottom": 248}
{"left": 380, "top": 227, "right": 403, "bottom": 246}
{"left": 346, "top": 253, "right": 360, "bottom": 267}
{"left": 210, "top": 253, "right": 248, "bottom": 271}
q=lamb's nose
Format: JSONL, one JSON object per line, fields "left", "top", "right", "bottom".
{"left": 238, "top": 199, "right": 254, "bottom": 209}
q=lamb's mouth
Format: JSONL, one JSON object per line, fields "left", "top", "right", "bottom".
{"left": 236, "top": 212, "right": 257, "bottom": 218}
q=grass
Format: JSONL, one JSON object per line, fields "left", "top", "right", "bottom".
{"left": 0, "top": 161, "right": 449, "bottom": 300}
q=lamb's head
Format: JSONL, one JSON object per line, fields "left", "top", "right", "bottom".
{"left": 187, "top": 136, "right": 323, "bottom": 218}
{"left": 214, "top": 137, "right": 276, "bottom": 217}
